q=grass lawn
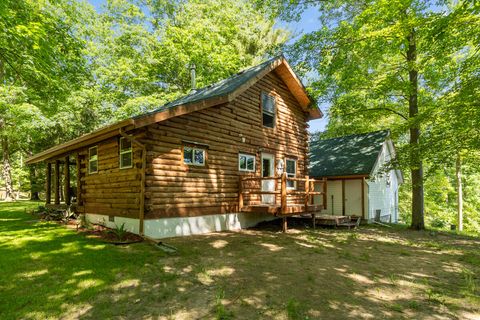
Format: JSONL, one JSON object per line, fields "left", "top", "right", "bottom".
{"left": 1, "top": 201, "right": 479, "bottom": 319}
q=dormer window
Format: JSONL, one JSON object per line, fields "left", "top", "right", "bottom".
{"left": 261, "top": 92, "right": 276, "bottom": 128}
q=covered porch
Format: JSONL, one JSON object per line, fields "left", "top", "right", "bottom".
{"left": 44, "top": 154, "right": 82, "bottom": 211}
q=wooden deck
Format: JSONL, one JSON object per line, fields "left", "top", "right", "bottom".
{"left": 240, "top": 204, "right": 324, "bottom": 215}
{"left": 239, "top": 173, "right": 327, "bottom": 231}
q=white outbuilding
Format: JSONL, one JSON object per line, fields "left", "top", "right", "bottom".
{"left": 309, "top": 130, "right": 403, "bottom": 223}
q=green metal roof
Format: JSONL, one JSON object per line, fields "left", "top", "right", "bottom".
{"left": 309, "top": 130, "right": 390, "bottom": 177}
{"left": 135, "top": 56, "right": 283, "bottom": 118}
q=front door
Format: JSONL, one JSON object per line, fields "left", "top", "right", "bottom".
{"left": 261, "top": 153, "right": 275, "bottom": 204}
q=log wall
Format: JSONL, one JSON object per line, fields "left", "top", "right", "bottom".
{"left": 142, "top": 71, "right": 309, "bottom": 218}
{"left": 78, "top": 132, "right": 145, "bottom": 218}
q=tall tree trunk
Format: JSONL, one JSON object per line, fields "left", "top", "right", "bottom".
{"left": 1, "top": 137, "right": 14, "bottom": 201}
{"left": 456, "top": 153, "right": 463, "bottom": 232}
{"left": 407, "top": 28, "right": 425, "bottom": 230}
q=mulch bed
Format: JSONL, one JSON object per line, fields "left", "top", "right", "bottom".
{"left": 66, "top": 221, "right": 143, "bottom": 245}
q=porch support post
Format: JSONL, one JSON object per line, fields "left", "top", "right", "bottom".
{"left": 341, "top": 179, "right": 346, "bottom": 216}
{"left": 54, "top": 160, "right": 60, "bottom": 205}
{"left": 45, "top": 163, "right": 52, "bottom": 204}
{"left": 76, "top": 154, "right": 82, "bottom": 206}
{"left": 64, "top": 156, "right": 70, "bottom": 205}
{"left": 281, "top": 172, "right": 287, "bottom": 214}
{"left": 282, "top": 217, "right": 287, "bottom": 233}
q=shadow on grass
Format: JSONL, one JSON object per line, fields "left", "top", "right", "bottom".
{"left": 1, "top": 202, "right": 479, "bottom": 319}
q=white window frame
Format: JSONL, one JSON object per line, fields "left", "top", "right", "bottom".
{"left": 183, "top": 146, "right": 206, "bottom": 166}
{"left": 261, "top": 92, "right": 276, "bottom": 128}
{"left": 119, "top": 137, "right": 133, "bottom": 169}
{"left": 238, "top": 153, "right": 255, "bottom": 172}
{"left": 285, "top": 158, "right": 297, "bottom": 190}
{"left": 88, "top": 146, "right": 98, "bottom": 174}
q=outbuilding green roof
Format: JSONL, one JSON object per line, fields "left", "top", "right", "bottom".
{"left": 309, "top": 130, "right": 390, "bottom": 177}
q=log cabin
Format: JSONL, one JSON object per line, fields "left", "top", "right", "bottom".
{"left": 26, "top": 56, "right": 326, "bottom": 238}
{"left": 309, "top": 130, "right": 403, "bottom": 223}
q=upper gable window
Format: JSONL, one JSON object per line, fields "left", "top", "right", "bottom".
{"left": 119, "top": 137, "right": 133, "bottom": 169}
{"left": 88, "top": 146, "right": 98, "bottom": 174}
{"left": 261, "top": 92, "right": 276, "bottom": 128}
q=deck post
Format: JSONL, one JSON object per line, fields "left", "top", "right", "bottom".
{"left": 54, "top": 160, "right": 60, "bottom": 205}
{"left": 341, "top": 179, "right": 345, "bottom": 216}
{"left": 76, "top": 154, "right": 82, "bottom": 206}
{"left": 281, "top": 172, "right": 287, "bottom": 215}
{"left": 64, "top": 156, "right": 71, "bottom": 205}
{"left": 238, "top": 176, "right": 243, "bottom": 211}
{"left": 45, "top": 163, "right": 52, "bottom": 204}
{"left": 304, "top": 175, "right": 309, "bottom": 212}
{"left": 282, "top": 217, "right": 287, "bottom": 233}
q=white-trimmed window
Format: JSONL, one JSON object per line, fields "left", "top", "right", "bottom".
{"left": 261, "top": 92, "right": 276, "bottom": 128}
{"left": 285, "top": 158, "right": 297, "bottom": 189}
{"left": 239, "top": 153, "right": 255, "bottom": 172}
{"left": 119, "top": 137, "right": 133, "bottom": 169}
{"left": 88, "top": 146, "right": 98, "bottom": 174}
{"left": 183, "top": 146, "right": 206, "bottom": 166}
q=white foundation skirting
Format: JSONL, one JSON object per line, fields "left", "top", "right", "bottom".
{"left": 85, "top": 212, "right": 274, "bottom": 239}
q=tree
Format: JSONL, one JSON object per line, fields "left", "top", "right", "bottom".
{"left": 0, "top": 0, "right": 87, "bottom": 200}
{"left": 271, "top": 0, "right": 479, "bottom": 230}
{"left": 87, "top": 0, "right": 289, "bottom": 120}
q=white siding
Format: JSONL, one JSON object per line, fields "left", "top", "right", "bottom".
{"left": 367, "top": 141, "right": 400, "bottom": 222}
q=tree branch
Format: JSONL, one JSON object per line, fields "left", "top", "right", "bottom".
{"left": 341, "top": 107, "right": 408, "bottom": 120}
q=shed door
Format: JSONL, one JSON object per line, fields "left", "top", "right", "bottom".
{"left": 261, "top": 153, "right": 275, "bottom": 204}
{"left": 345, "top": 179, "right": 363, "bottom": 216}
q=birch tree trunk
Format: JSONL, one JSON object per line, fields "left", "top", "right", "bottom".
{"left": 456, "top": 153, "right": 463, "bottom": 232}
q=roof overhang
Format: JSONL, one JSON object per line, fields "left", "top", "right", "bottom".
{"left": 27, "top": 56, "right": 321, "bottom": 164}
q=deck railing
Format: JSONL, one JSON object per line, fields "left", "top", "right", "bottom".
{"left": 238, "top": 172, "right": 327, "bottom": 215}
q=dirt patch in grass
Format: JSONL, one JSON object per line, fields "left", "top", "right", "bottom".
{"left": 1, "top": 203, "right": 480, "bottom": 319}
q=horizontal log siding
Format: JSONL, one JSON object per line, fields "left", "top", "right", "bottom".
{"left": 79, "top": 132, "right": 144, "bottom": 218}
{"left": 144, "top": 71, "right": 309, "bottom": 218}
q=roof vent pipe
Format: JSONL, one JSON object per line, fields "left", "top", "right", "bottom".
{"left": 190, "top": 63, "right": 196, "bottom": 91}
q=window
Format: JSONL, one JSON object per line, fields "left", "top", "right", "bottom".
{"left": 261, "top": 92, "right": 276, "bottom": 128}
{"left": 239, "top": 153, "right": 255, "bottom": 172}
{"left": 88, "top": 146, "right": 98, "bottom": 174}
{"left": 183, "top": 146, "right": 205, "bottom": 166}
{"left": 119, "top": 137, "right": 133, "bottom": 169}
{"left": 285, "top": 158, "right": 297, "bottom": 189}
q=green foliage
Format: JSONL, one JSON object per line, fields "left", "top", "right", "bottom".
{"left": 0, "top": 0, "right": 287, "bottom": 198}
{"left": 85, "top": 0, "right": 288, "bottom": 120}
{"left": 286, "top": 298, "right": 307, "bottom": 320}
{"left": 281, "top": 0, "right": 480, "bottom": 228}
{"left": 214, "top": 288, "right": 233, "bottom": 320}
{"left": 108, "top": 222, "right": 128, "bottom": 242}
